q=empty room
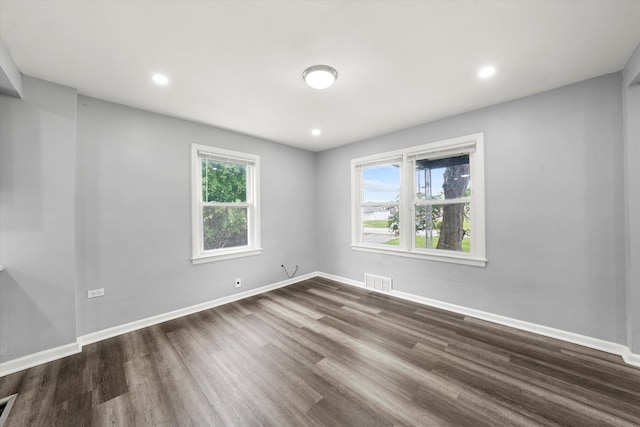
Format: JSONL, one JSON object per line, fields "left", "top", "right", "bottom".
{"left": 1, "top": 0, "right": 639, "bottom": 425}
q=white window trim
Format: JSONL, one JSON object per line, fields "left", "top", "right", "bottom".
{"left": 191, "top": 144, "right": 261, "bottom": 264}
{"left": 351, "top": 133, "right": 486, "bottom": 267}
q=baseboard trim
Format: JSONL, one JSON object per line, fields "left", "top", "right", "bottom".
{"left": 1, "top": 272, "right": 316, "bottom": 376}
{"left": 0, "top": 342, "right": 81, "bottom": 377}
{"left": 316, "top": 271, "right": 364, "bottom": 288}
{"left": 316, "top": 272, "right": 640, "bottom": 368}
{"left": 79, "top": 272, "right": 317, "bottom": 346}
{"left": 622, "top": 348, "right": 640, "bottom": 366}
{"left": 3, "top": 271, "right": 638, "bottom": 376}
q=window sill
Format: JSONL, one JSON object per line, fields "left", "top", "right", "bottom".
{"left": 351, "top": 245, "right": 487, "bottom": 267}
{"left": 192, "top": 248, "right": 262, "bottom": 265}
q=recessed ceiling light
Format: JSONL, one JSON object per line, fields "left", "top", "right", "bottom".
{"left": 311, "top": 128, "right": 321, "bottom": 136}
{"left": 152, "top": 74, "right": 169, "bottom": 85}
{"left": 303, "top": 65, "right": 338, "bottom": 90}
{"left": 477, "top": 66, "right": 496, "bottom": 79}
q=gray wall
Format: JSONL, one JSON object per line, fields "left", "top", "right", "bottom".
{"left": 316, "top": 73, "right": 626, "bottom": 344}
{"left": 0, "top": 69, "right": 635, "bottom": 365}
{"left": 0, "top": 76, "right": 78, "bottom": 361}
{"left": 623, "top": 44, "right": 640, "bottom": 353}
{"left": 75, "top": 96, "right": 317, "bottom": 335}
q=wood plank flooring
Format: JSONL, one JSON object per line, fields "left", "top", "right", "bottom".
{"left": 1, "top": 277, "right": 639, "bottom": 426}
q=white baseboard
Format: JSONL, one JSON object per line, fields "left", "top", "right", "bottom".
{"left": 622, "top": 348, "right": 640, "bottom": 366}
{"left": 316, "top": 271, "right": 363, "bottom": 288}
{"left": 2, "top": 271, "right": 639, "bottom": 376}
{"left": 316, "top": 272, "right": 640, "bottom": 369}
{"left": 0, "top": 342, "right": 81, "bottom": 377}
{"left": 79, "top": 272, "right": 318, "bottom": 346}
{"left": 1, "top": 272, "right": 316, "bottom": 376}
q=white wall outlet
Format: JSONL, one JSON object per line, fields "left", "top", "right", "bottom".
{"left": 88, "top": 288, "right": 105, "bottom": 298}
{"left": 235, "top": 277, "right": 241, "bottom": 288}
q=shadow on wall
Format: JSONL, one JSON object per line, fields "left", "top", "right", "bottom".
{"left": 0, "top": 270, "right": 70, "bottom": 363}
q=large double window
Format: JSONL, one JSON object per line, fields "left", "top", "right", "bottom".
{"left": 192, "top": 144, "right": 261, "bottom": 264}
{"left": 352, "top": 133, "right": 486, "bottom": 266}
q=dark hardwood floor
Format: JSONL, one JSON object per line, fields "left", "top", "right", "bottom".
{"left": 1, "top": 277, "right": 639, "bottom": 426}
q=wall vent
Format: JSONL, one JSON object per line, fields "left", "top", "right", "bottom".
{"left": 364, "top": 273, "right": 392, "bottom": 293}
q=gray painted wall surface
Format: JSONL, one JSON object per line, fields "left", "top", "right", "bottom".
{"left": 0, "top": 76, "right": 78, "bottom": 362}
{"left": 75, "top": 96, "right": 317, "bottom": 335}
{"left": 623, "top": 44, "right": 640, "bottom": 353}
{"left": 316, "top": 73, "right": 626, "bottom": 344}
{"left": 0, "top": 70, "right": 634, "bottom": 365}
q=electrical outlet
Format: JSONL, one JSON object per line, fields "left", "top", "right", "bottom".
{"left": 88, "top": 288, "right": 105, "bottom": 299}
{"left": 235, "top": 277, "right": 241, "bottom": 288}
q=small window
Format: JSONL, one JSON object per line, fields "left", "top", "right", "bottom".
{"left": 192, "top": 144, "right": 261, "bottom": 264}
{"left": 351, "top": 133, "right": 486, "bottom": 267}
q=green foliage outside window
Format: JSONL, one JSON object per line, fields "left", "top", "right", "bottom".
{"left": 386, "top": 171, "right": 471, "bottom": 252}
{"left": 203, "top": 207, "right": 248, "bottom": 250}
{"left": 202, "top": 160, "right": 247, "bottom": 203}
{"left": 202, "top": 160, "right": 249, "bottom": 250}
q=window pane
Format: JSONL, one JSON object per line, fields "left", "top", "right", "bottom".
{"left": 202, "top": 159, "right": 247, "bottom": 203}
{"left": 415, "top": 155, "right": 470, "bottom": 201}
{"left": 362, "top": 163, "right": 401, "bottom": 203}
{"left": 362, "top": 206, "right": 399, "bottom": 245}
{"left": 414, "top": 203, "right": 470, "bottom": 253}
{"left": 203, "top": 206, "right": 248, "bottom": 250}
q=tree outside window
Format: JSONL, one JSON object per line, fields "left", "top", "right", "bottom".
{"left": 351, "top": 133, "right": 485, "bottom": 266}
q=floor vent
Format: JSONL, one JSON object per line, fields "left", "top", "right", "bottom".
{"left": 364, "top": 273, "right": 392, "bottom": 293}
{"left": 0, "top": 394, "right": 17, "bottom": 427}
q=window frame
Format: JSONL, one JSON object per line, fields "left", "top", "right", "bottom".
{"left": 191, "top": 144, "right": 261, "bottom": 264}
{"left": 351, "top": 133, "right": 486, "bottom": 267}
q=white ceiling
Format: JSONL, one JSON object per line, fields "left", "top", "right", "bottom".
{"left": 1, "top": 1, "right": 639, "bottom": 152}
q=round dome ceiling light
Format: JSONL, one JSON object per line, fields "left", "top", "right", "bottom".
{"left": 302, "top": 65, "right": 338, "bottom": 90}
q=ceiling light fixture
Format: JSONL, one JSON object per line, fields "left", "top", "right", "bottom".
{"left": 311, "top": 128, "right": 321, "bottom": 136}
{"left": 477, "top": 66, "right": 496, "bottom": 79}
{"left": 152, "top": 73, "right": 169, "bottom": 85}
{"left": 302, "top": 65, "right": 338, "bottom": 90}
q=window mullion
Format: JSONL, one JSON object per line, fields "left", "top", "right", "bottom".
{"left": 401, "top": 154, "right": 412, "bottom": 251}
{"left": 409, "top": 155, "right": 417, "bottom": 252}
